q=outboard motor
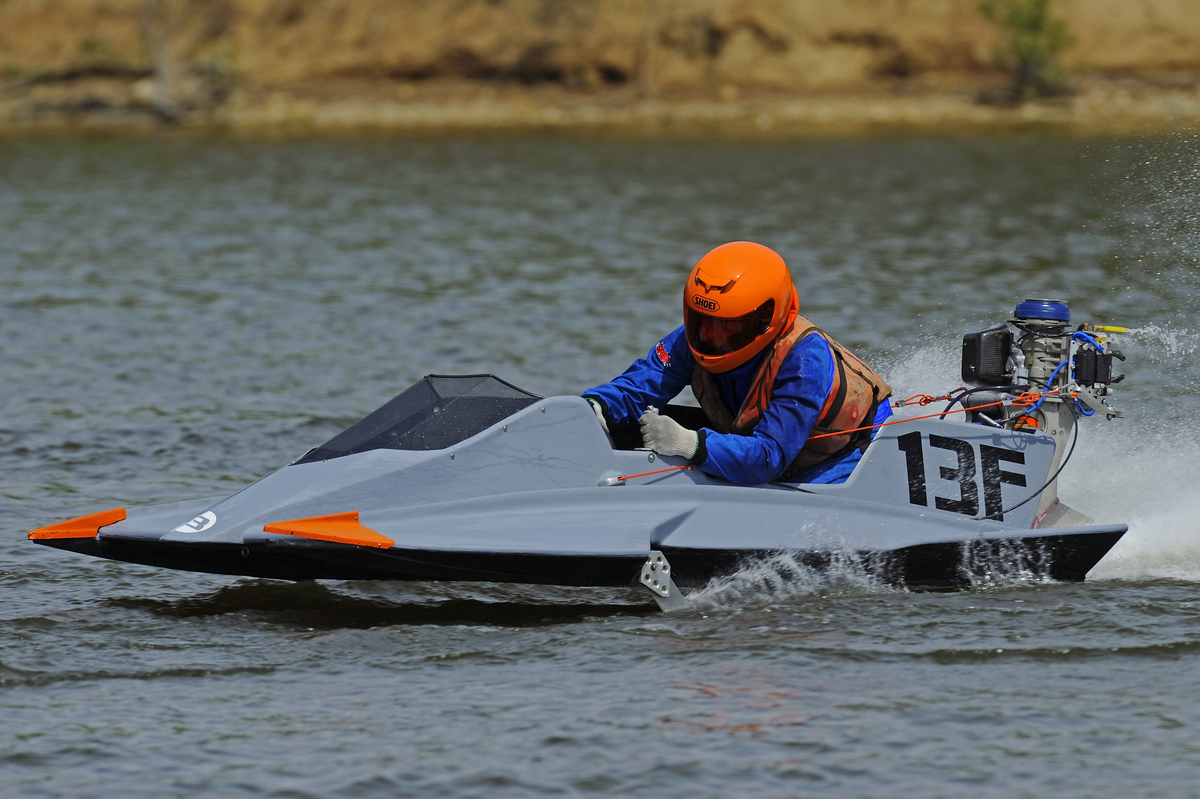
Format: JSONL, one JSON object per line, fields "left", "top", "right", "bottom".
{"left": 959, "top": 299, "right": 1127, "bottom": 520}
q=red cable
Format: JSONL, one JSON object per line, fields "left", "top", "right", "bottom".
{"left": 808, "top": 388, "right": 1064, "bottom": 440}
{"left": 616, "top": 464, "right": 690, "bottom": 481}
{"left": 616, "top": 387, "right": 1067, "bottom": 481}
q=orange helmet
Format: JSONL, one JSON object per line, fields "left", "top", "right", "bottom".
{"left": 683, "top": 242, "right": 797, "bottom": 373}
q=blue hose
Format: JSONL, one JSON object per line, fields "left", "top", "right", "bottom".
{"left": 1025, "top": 360, "right": 1067, "bottom": 415}
{"left": 1020, "top": 331, "right": 1106, "bottom": 420}
{"left": 1072, "top": 330, "right": 1105, "bottom": 352}
{"left": 1069, "top": 330, "right": 1107, "bottom": 396}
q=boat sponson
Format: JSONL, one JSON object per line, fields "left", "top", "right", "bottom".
{"left": 37, "top": 535, "right": 648, "bottom": 585}
{"left": 36, "top": 537, "right": 400, "bottom": 582}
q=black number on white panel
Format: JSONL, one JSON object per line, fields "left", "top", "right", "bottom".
{"left": 929, "top": 434, "right": 978, "bottom": 516}
{"left": 980, "top": 445, "right": 1027, "bottom": 518}
{"left": 897, "top": 433, "right": 1026, "bottom": 521}
{"left": 896, "top": 432, "right": 926, "bottom": 506}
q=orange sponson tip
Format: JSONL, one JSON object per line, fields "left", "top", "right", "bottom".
{"left": 262, "top": 511, "right": 394, "bottom": 549}
{"left": 29, "top": 507, "right": 126, "bottom": 540}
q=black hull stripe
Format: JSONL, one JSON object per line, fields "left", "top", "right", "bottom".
{"left": 36, "top": 529, "right": 1124, "bottom": 590}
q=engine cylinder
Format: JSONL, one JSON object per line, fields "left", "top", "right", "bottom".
{"left": 1013, "top": 298, "right": 1071, "bottom": 391}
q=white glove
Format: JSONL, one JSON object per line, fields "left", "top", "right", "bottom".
{"left": 639, "top": 406, "right": 698, "bottom": 459}
{"left": 586, "top": 398, "right": 609, "bottom": 434}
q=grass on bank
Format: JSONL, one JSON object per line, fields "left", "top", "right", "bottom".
{"left": 978, "top": 0, "right": 1074, "bottom": 102}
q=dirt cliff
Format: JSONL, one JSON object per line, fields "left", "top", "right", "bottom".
{"left": 2, "top": 0, "right": 1199, "bottom": 136}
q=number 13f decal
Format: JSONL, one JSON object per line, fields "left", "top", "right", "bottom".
{"left": 897, "top": 432, "right": 1026, "bottom": 520}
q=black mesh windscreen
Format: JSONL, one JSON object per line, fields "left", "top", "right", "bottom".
{"left": 295, "top": 375, "right": 541, "bottom": 464}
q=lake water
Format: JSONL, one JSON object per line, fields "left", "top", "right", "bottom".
{"left": 4, "top": 134, "right": 1200, "bottom": 797}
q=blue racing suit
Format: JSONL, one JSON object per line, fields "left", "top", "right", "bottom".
{"left": 582, "top": 326, "right": 891, "bottom": 485}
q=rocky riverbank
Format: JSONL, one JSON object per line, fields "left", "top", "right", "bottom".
{"left": 6, "top": 75, "right": 1198, "bottom": 139}
{"left": 2, "top": 0, "right": 1199, "bottom": 138}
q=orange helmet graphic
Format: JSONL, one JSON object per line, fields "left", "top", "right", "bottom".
{"left": 683, "top": 242, "right": 796, "bottom": 373}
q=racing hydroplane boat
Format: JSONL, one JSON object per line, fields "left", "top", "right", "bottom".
{"left": 30, "top": 300, "right": 1129, "bottom": 609}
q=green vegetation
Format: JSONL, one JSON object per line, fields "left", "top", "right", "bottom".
{"left": 76, "top": 35, "right": 135, "bottom": 68}
{"left": 978, "top": 0, "right": 1074, "bottom": 102}
{"left": 3, "top": 63, "right": 31, "bottom": 82}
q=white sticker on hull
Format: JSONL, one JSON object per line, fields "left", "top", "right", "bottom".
{"left": 173, "top": 511, "right": 217, "bottom": 533}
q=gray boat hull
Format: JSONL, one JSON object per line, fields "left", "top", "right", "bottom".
{"left": 33, "top": 383, "right": 1126, "bottom": 592}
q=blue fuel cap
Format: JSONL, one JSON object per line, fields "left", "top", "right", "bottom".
{"left": 1014, "top": 298, "right": 1070, "bottom": 322}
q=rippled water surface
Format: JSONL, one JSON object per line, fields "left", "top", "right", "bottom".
{"left": 5, "top": 135, "right": 1200, "bottom": 797}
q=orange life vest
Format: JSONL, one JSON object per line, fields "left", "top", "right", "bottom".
{"left": 691, "top": 312, "right": 892, "bottom": 476}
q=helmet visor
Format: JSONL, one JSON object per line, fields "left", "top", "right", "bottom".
{"left": 685, "top": 299, "right": 776, "bottom": 357}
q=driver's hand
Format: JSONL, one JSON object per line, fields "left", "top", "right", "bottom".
{"left": 639, "top": 406, "right": 699, "bottom": 459}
